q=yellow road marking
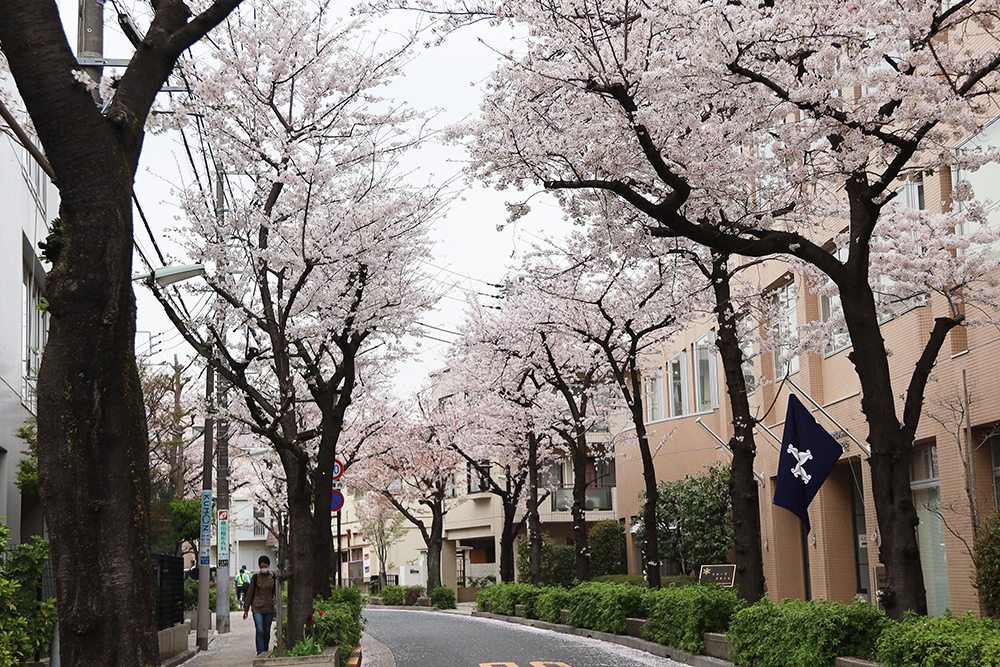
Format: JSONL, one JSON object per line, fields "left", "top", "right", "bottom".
{"left": 530, "top": 663, "right": 573, "bottom": 667}
{"left": 479, "top": 663, "right": 520, "bottom": 667}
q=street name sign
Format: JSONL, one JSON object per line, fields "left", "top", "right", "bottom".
{"left": 199, "top": 490, "right": 213, "bottom": 566}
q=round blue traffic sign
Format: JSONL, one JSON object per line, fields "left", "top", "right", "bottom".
{"left": 331, "top": 490, "right": 345, "bottom": 512}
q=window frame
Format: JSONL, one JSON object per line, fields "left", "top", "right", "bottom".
{"left": 771, "top": 278, "right": 800, "bottom": 378}
{"left": 668, "top": 351, "right": 688, "bottom": 418}
{"left": 693, "top": 331, "right": 719, "bottom": 413}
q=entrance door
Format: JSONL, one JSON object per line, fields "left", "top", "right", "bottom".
{"left": 850, "top": 461, "right": 871, "bottom": 600}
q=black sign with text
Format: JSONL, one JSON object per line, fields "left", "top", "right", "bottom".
{"left": 698, "top": 564, "right": 737, "bottom": 587}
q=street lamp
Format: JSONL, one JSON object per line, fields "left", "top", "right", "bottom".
{"left": 133, "top": 264, "right": 206, "bottom": 286}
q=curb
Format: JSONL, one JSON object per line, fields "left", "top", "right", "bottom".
{"left": 161, "top": 647, "right": 200, "bottom": 667}
{"left": 471, "top": 611, "right": 732, "bottom": 667}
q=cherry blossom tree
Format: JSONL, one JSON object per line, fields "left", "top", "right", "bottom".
{"left": 356, "top": 495, "right": 407, "bottom": 589}
{"left": 455, "top": 288, "right": 610, "bottom": 581}
{"left": 522, "top": 231, "right": 701, "bottom": 588}
{"left": 357, "top": 398, "right": 467, "bottom": 590}
{"left": 0, "top": 1, "right": 245, "bottom": 662}
{"left": 147, "top": 0, "right": 443, "bottom": 639}
{"left": 442, "top": 0, "right": 1000, "bottom": 617}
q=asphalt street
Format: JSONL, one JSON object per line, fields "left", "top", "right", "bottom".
{"left": 362, "top": 609, "right": 688, "bottom": 667}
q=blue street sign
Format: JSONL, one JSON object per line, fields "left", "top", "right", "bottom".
{"left": 199, "top": 490, "right": 213, "bottom": 566}
{"left": 331, "top": 490, "right": 345, "bottom": 512}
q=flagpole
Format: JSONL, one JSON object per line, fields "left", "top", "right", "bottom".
{"left": 754, "top": 422, "right": 784, "bottom": 451}
{"left": 695, "top": 418, "right": 766, "bottom": 487}
{"left": 784, "top": 379, "right": 871, "bottom": 456}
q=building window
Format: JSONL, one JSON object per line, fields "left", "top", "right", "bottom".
{"left": 468, "top": 461, "right": 490, "bottom": 494}
{"left": 694, "top": 332, "right": 718, "bottom": 412}
{"left": 739, "top": 318, "right": 756, "bottom": 395}
{"left": 593, "top": 456, "right": 616, "bottom": 487}
{"left": 645, "top": 376, "right": 663, "bottom": 423}
{"left": 21, "top": 264, "right": 47, "bottom": 413}
{"left": 992, "top": 436, "right": 1000, "bottom": 510}
{"left": 253, "top": 507, "right": 266, "bottom": 537}
{"left": 820, "top": 246, "right": 851, "bottom": 355}
{"left": 668, "top": 352, "right": 687, "bottom": 418}
{"left": 910, "top": 443, "right": 950, "bottom": 617}
{"left": 771, "top": 279, "right": 799, "bottom": 378}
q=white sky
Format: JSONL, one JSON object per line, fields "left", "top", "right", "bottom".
{"left": 53, "top": 1, "right": 572, "bottom": 396}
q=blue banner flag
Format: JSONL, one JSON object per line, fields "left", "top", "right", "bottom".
{"left": 772, "top": 395, "right": 844, "bottom": 533}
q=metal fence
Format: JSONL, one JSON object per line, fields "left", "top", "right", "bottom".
{"left": 152, "top": 554, "right": 184, "bottom": 630}
{"left": 368, "top": 574, "right": 399, "bottom": 594}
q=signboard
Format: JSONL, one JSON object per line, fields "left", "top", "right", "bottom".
{"left": 331, "top": 490, "right": 345, "bottom": 512}
{"left": 698, "top": 564, "right": 737, "bottom": 587}
{"left": 332, "top": 459, "right": 344, "bottom": 481}
{"left": 858, "top": 534, "right": 868, "bottom": 548}
{"left": 331, "top": 480, "right": 345, "bottom": 490}
{"left": 199, "top": 490, "right": 213, "bottom": 566}
{"left": 218, "top": 510, "right": 229, "bottom": 568}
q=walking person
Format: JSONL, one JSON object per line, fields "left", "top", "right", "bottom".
{"left": 236, "top": 565, "right": 251, "bottom": 607}
{"left": 242, "top": 555, "right": 277, "bottom": 656}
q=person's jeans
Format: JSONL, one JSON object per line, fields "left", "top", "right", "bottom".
{"left": 253, "top": 612, "right": 275, "bottom": 655}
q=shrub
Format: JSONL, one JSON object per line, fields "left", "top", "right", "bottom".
{"left": 643, "top": 583, "right": 744, "bottom": 654}
{"left": 476, "top": 582, "right": 541, "bottom": 617}
{"left": 536, "top": 588, "right": 573, "bottom": 624}
{"left": 662, "top": 574, "right": 699, "bottom": 588}
{"left": 429, "top": 586, "right": 457, "bottom": 610}
{"left": 183, "top": 578, "right": 198, "bottom": 611}
{"left": 977, "top": 513, "right": 1000, "bottom": 618}
{"left": 566, "top": 582, "right": 650, "bottom": 634}
{"left": 877, "top": 611, "right": 1000, "bottom": 667}
{"left": 207, "top": 584, "right": 240, "bottom": 611}
{"left": 728, "top": 597, "right": 889, "bottom": 667}
{"left": 0, "top": 526, "right": 56, "bottom": 666}
{"left": 380, "top": 585, "right": 405, "bottom": 606}
{"left": 312, "top": 593, "right": 366, "bottom": 660}
{"left": 516, "top": 533, "right": 577, "bottom": 586}
{"left": 403, "top": 585, "right": 425, "bottom": 606}
{"left": 467, "top": 575, "right": 496, "bottom": 588}
{"left": 589, "top": 520, "right": 627, "bottom": 577}
{"left": 593, "top": 574, "right": 647, "bottom": 586}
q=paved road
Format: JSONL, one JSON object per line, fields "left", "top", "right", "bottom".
{"left": 362, "top": 609, "right": 687, "bottom": 667}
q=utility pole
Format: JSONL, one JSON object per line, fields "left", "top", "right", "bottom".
{"left": 197, "top": 361, "right": 215, "bottom": 651}
{"left": 171, "top": 355, "right": 186, "bottom": 500}
{"left": 214, "top": 163, "right": 232, "bottom": 633}
{"left": 77, "top": 0, "right": 104, "bottom": 103}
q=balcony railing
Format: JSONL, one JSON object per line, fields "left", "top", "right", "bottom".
{"left": 550, "top": 484, "right": 614, "bottom": 512}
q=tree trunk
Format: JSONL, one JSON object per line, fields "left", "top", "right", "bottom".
{"left": 528, "top": 433, "right": 543, "bottom": 585}
{"left": 499, "top": 502, "right": 518, "bottom": 582}
{"left": 426, "top": 508, "right": 444, "bottom": 591}
{"left": 838, "top": 274, "right": 944, "bottom": 619}
{"left": 630, "top": 397, "right": 661, "bottom": 588}
{"left": 571, "top": 440, "right": 591, "bottom": 581}
{"left": 36, "top": 188, "right": 159, "bottom": 667}
{"left": 282, "top": 456, "right": 316, "bottom": 645}
{"left": 710, "top": 254, "right": 766, "bottom": 603}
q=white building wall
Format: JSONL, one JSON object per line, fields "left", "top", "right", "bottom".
{"left": 0, "top": 83, "right": 56, "bottom": 545}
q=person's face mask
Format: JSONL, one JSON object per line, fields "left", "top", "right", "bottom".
{"left": 260, "top": 567, "right": 269, "bottom": 575}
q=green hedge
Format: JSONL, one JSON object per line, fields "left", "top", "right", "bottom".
{"left": 643, "top": 583, "right": 744, "bottom": 654}
{"left": 536, "top": 588, "right": 573, "bottom": 623}
{"left": 565, "top": 581, "right": 651, "bottom": 634}
{"left": 476, "top": 582, "right": 542, "bottom": 617}
{"left": 378, "top": 585, "right": 423, "bottom": 606}
{"left": 592, "top": 574, "right": 647, "bottom": 586}
{"left": 312, "top": 592, "right": 366, "bottom": 660}
{"left": 728, "top": 597, "right": 888, "bottom": 667}
{"left": 877, "top": 611, "right": 1000, "bottom": 667}
{"left": 429, "top": 586, "right": 457, "bottom": 610}
{"left": 977, "top": 513, "right": 1000, "bottom": 619}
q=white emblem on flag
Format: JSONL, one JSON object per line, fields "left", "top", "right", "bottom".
{"left": 787, "top": 444, "right": 813, "bottom": 484}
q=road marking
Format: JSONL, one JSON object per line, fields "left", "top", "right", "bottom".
{"left": 530, "top": 663, "right": 572, "bottom": 667}
{"left": 479, "top": 663, "right": 572, "bottom": 667}
{"left": 479, "top": 663, "right": 520, "bottom": 667}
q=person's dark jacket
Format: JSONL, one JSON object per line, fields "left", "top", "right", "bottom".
{"left": 244, "top": 571, "right": 276, "bottom": 614}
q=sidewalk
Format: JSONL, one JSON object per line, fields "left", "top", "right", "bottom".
{"left": 181, "top": 614, "right": 268, "bottom": 667}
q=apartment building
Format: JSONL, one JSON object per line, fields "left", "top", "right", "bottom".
{"left": 0, "top": 88, "right": 54, "bottom": 545}
{"left": 618, "top": 152, "right": 1000, "bottom": 615}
